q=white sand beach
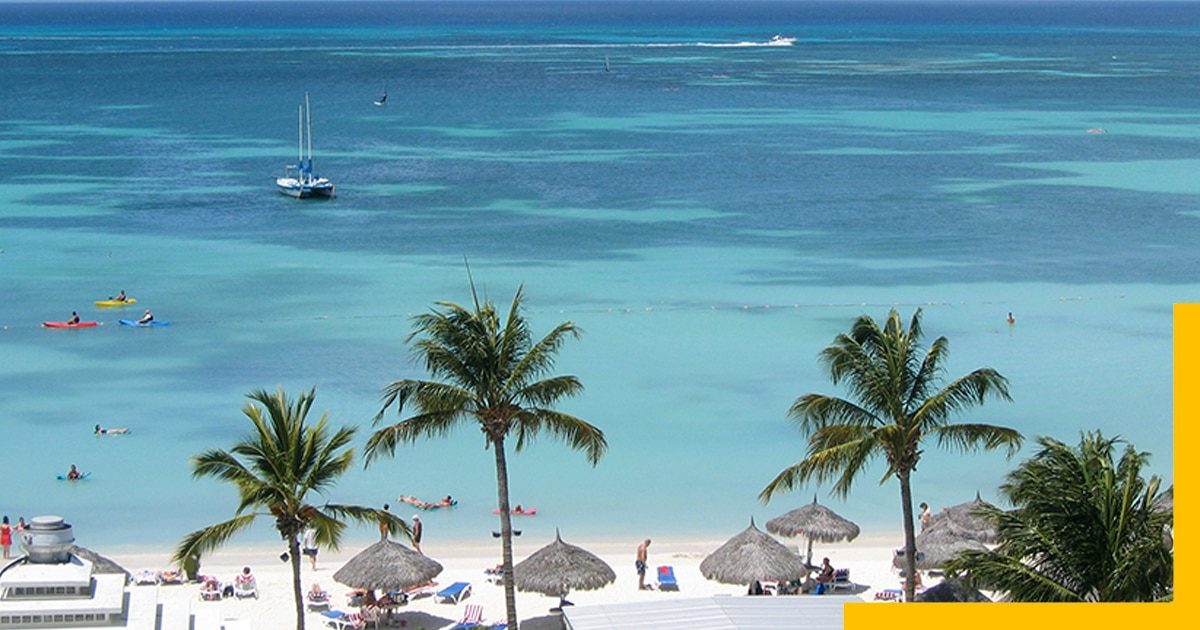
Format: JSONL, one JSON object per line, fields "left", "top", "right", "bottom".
{"left": 102, "top": 534, "right": 915, "bottom": 629}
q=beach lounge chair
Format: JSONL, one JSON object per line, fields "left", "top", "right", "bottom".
{"left": 450, "top": 604, "right": 484, "bottom": 629}
{"left": 307, "top": 589, "right": 332, "bottom": 612}
{"left": 484, "top": 565, "right": 505, "bottom": 584}
{"left": 199, "top": 577, "right": 223, "bottom": 601}
{"left": 874, "top": 589, "right": 903, "bottom": 602}
{"left": 322, "top": 611, "right": 364, "bottom": 630}
{"left": 403, "top": 580, "right": 437, "bottom": 600}
{"left": 234, "top": 575, "right": 258, "bottom": 599}
{"left": 437, "top": 581, "right": 472, "bottom": 604}
{"left": 133, "top": 570, "right": 158, "bottom": 585}
{"left": 831, "top": 568, "right": 855, "bottom": 591}
{"left": 655, "top": 565, "right": 679, "bottom": 591}
{"left": 360, "top": 605, "right": 381, "bottom": 630}
{"left": 158, "top": 570, "right": 183, "bottom": 585}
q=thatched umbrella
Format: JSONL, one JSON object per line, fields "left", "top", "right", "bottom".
{"left": 926, "top": 493, "right": 997, "bottom": 544}
{"left": 1153, "top": 485, "right": 1173, "bottom": 513}
{"left": 71, "top": 546, "right": 130, "bottom": 580}
{"left": 893, "top": 520, "right": 988, "bottom": 572}
{"left": 700, "top": 517, "right": 810, "bottom": 587}
{"left": 765, "top": 495, "right": 861, "bottom": 567}
{"left": 513, "top": 531, "right": 615, "bottom": 599}
{"left": 333, "top": 538, "right": 443, "bottom": 593}
{"left": 914, "top": 576, "right": 991, "bottom": 602}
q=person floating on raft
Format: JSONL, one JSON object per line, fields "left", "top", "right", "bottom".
{"left": 399, "top": 494, "right": 456, "bottom": 510}
{"left": 95, "top": 424, "right": 130, "bottom": 435}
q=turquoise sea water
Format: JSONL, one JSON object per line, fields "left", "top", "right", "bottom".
{"left": 0, "top": 1, "right": 1188, "bottom": 550}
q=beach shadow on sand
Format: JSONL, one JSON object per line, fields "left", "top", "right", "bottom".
{"left": 518, "top": 615, "right": 566, "bottom": 630}
{"left": 387, "top": 610, "right": 455, "bottom": 628}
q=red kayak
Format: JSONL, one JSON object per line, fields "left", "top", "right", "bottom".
{"left": 43, "top": 321, "right": 98, "bottom": 328}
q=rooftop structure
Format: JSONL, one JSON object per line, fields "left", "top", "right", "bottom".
{"left": 0, "top": 517, "right": 128, "bottom": 628}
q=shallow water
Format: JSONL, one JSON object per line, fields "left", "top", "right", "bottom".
{"left": 0, "top": 1, "right": 1186, "bottom": 549}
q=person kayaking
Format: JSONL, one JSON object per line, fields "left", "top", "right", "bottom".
{"left": 137, "top": 309, "right": 153, "bottom": 324}
{"left": 115, "top": 290, "right": 127, "bottom": 302}
{"left": 66, "top": 464, "right": 82, "bottom": 481}
{"left": 68, "top": 311, "right": 80, "bottom": 325}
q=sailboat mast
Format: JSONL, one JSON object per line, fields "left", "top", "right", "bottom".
{"left": 297, "top": 104, "right": 304, "bottom": 164}
{"left": 305, "top": 91, "right": 313, "bottom": 173}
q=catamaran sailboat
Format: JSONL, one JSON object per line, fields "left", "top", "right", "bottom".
{"left": 277, "top": 92, "right": 334, "bottom": 199}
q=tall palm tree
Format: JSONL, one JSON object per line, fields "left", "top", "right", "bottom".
{"left": 365, "top": 284, "right": 607, "bottom": 630}
{"left": 173, "top": 387, "right": 407, "bottom": 630}
{"left": 759, "top": 308, "right": 1021, "bottom": 602}
{"left": 945, "top": 432, "right": 1173, "bottom": 601}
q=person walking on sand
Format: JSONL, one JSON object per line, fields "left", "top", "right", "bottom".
{"left": 636, "top": 539, "right": 651, "bottom": 590}
{"left": 302, "top": 526, "right": 318, "bottom": 570}
{"left": 412, "top": 515, "right": 423, "bottom": 553}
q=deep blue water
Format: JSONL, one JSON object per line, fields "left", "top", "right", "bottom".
{"left": 0, "top": 1, "right": 1188, "bottom": 550}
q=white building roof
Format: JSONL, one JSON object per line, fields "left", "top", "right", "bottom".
{"left": 563, "top": 594, "right": 852, "bottom": 630}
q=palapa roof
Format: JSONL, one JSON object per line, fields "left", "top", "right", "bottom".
{"left": 514, "top": 530, "right": 615, "bottom": 596}
{"left": 700, "top": 518, "right": 809, "bottom": 585}
{"left": 332, "top": 538, "right": 443, "bottom": 592}
{"left": 926, "top": 493, "right": 998, "bottom": 544}
{"left": 894, "top": 521, "right": 988, "bottom": 571}
{"left": 70, "top": 546, "right": 130, "bottom": 579}
{"left": 914, "top": 577, "right": 992, "bottom": 602}
{"left": 765, "top": 496, "right": 860, "bottom": 543}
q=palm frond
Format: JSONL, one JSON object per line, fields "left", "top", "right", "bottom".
{"left": 511, "top": 408, "right": 607, "bottom": 465}
{"left": 172, "top": 513, "right": 259, "bottom": 567}
{"left": 931, "top": 423, "right": 1023, "bottom": 457}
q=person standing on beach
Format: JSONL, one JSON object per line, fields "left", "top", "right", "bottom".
{"left": 412, "top": 515, "right": 423, "bottom": 553}
{"left": 1, "top": 516, "right": 12, "bottom": 559}
{"left": 919, "top": 502, "right": 932, "bottom": 531}
{"left": 302, "top": 526, "right": 318, "bottom": 570}
{"left": 636, "top": 539, "right": 651, "bottom": 590}
{"left": 379, "top": 504, "right": 390, "bottom": 539}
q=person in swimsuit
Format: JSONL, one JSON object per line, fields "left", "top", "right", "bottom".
{"left": 68, "top": 311, "right": 80, "bottom": 325}
{"left": 66, "top": 464, "right": 82, "bottom": 480}
{"left": 412, "top": 515, "right": 422, "bottom": 553}
{"left": 1, "top": 516, "right": 12, "bottom": 559}
{"left": 636, "top": 539, "right": 651, "bottom": 590}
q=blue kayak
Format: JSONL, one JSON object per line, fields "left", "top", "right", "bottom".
{"left": 57, "top": 472, "right": 91, "bottom": 481}
{"left": 119, "top": 320, "right": 170, "bottom": 327}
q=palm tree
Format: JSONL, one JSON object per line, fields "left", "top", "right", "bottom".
{"left": 759, "top": 308, "right": 1022, "bottom": 602}
{"left": 173, "top": 387, "right": 407, "bottom": 630}
{"left": 945, "top": 432, "right": 1173, "bottom": 602}
{"left": 365, "top": 284, "right": 607, "bottom": 630}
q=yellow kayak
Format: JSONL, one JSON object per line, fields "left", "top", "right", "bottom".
{"left": 95, "top": 298, "right": 137, "bottom": 307}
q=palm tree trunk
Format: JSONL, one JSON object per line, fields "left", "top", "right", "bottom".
{"left": 493, "top": 437, "right": 519, "bottom": 630}
{"left": 290, "top": 534, "right": 305, "bottom": 630}
{"left": 899, "top": 470, "right": 918, "bottom": 602}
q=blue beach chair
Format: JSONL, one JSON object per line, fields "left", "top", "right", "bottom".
{"left": 655, "top": 565, "right": 679, "bottom": 591}
{"left": 437, "top": 581, "right": 473, "bottom": 604}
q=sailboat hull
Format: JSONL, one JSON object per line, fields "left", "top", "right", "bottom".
{"left": 277, "top": 177, "right": 334, "bottom": 199}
